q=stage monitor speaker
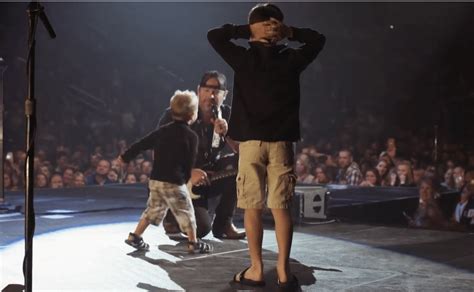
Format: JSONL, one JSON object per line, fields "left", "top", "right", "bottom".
{"left": 295, "top": 185, "right": 328, "bottom": 219}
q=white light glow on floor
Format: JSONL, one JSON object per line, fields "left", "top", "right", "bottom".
{"left": 0, "top": 222, "right": 185, "bottom": 291}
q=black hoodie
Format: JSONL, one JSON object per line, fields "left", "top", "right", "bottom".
{"left": 208, "top": 24, "right": 325, "bottom": 142}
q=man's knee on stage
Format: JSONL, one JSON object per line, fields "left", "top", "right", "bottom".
{"left": 194, "top": 206, "right": 212, "bottom": 238}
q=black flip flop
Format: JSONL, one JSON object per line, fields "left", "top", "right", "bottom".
{"left": 231, "top": 267, "right": 266, "bottom": 287}
{"left": 277, "top": 275, "right": 299, "bottom": 291}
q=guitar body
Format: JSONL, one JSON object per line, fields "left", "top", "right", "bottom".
{"left": 187, "top": 180, "right": 203, "bottom": 200}
{"left": 187, "top": 153, "right": 238, "bottom": 200}
{"left": 188, "top": 184, "right": 211, "bottom": 200}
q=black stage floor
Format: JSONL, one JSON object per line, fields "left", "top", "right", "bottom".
{"left": 1, "top": 184, "right": 473, "bottom": 291}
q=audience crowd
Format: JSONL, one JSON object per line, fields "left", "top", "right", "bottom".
{"left": 3, "top": 93, "right": 474, "bottom": 232}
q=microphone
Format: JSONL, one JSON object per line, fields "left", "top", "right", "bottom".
{"left": 211, "top": 104, "right": 219, "bottom": 120}
{"left": 211, "top": 104, "right": 223, "bottom": 148}
{"left": 28, "top": 1, "right": 56, "bottom": 39}
{"left": 38, "top": 5, "right": 56, "bottom": 39}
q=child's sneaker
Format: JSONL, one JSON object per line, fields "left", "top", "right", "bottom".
{"left": 188, "top": 239, "right": 213, "bottom": 254}
{"left": 125, "top": 232, "right": 149, "bottom": 251}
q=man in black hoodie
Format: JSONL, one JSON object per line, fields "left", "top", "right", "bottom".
{"left": 208, "top": 3, "right": 325, "bottom": 288}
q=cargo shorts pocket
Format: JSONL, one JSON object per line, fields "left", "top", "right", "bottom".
{"left": 236, "top": 174, "right": 245, "bottom": 200}
{"left": 283, "top": 173, "right": 297, "bottom": 202}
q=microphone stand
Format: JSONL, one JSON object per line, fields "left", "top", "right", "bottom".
{"left": 3, "top": 2, "right": 56, "bottom": 292}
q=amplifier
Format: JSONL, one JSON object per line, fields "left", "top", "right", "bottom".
{"left": 294, "top": 185, "right": 328, "bottom": 219}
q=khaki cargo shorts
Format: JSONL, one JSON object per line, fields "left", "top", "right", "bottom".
{"left": 142, "top": 180, "right": 196, "bottom": 233}
{"left": 236, "top": 140, "right": 296, "bottom": 209}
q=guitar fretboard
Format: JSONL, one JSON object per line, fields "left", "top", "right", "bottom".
{"left": 209, "top": 169, "right": 238, "bottom": 182}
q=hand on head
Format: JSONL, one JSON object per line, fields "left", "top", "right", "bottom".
{"left": 250, "top": 18, "right": 291, "bottom": 44}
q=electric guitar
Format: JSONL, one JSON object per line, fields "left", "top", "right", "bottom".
{"left": 187, "top": 168, "right": 238, "bottom": 199}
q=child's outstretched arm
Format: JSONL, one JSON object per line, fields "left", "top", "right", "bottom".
{"left": 120, "top": 130, "right": 160, "bottom": 163}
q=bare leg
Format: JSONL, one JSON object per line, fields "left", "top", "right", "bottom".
{"left": 186, "top": 229, "right": 197, "bottom": 243}
{"left": 271, "top": 208, "right": 293, "bottom": 283}
{"left": 133, "top": 217, "right": 150, "bottom": 237}
{"left": 240, "top": 208, "right": 264, "bottom": 282}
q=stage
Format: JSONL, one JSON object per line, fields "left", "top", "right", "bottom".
{"left": 1, "top": 185, "right": 473, "bottom": 291}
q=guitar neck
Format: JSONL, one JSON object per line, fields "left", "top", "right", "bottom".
{"left": 209, "top": 169, "right": 238, "bottom": 183}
